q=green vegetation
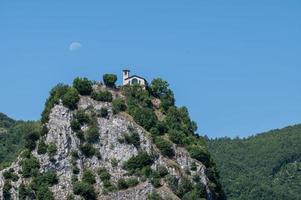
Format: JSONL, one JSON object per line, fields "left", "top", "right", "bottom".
{"left": 47, "top": 142, "right": 57, "bottom": 157}
{"left": 0, "top": 113, "right": 15, "bottom": 129}
{"left": 3, "top": 169, "right": 19, "bottom": 182}
{"left": 103, "top": 74, "right": 117, "bottom": 87}
{"left": 20, "top": 154, "right": 40, "bottom": 178}
{"left": 117, "top": 178, "right": 139, "bottom": 190}
{"left": 91, "top": 91, "right": 113, "bottom": 102}
{"left": 62, "top": 87, "right": 80, "bottom": 110}
{"left": 79, "top": 144, "right": 96, "bottom": 158}
{"left": 207, "top": 124, "right": 301, "bottom": 200}
{"left": 74, "top": 109, "right": 90, "bottom": 125}
{"left": 128, "top": 107, "right": 157, "bottom": 131}
{"left": 73, "top": 181, "right": 96, "bottom": 200}
{"left": 3, "top": 181, "right": 12, "bottom": 200}
{"left": 82, "top": 170, "right": 96, "bottom": 185}
{"left": 37, "top": 140, "right": 48, "bottom": 155}
{"left": 86, "top": 126, "right": 100, "bottom": 143}
{"left": 147, "top": 192, "right": 163, "bottom": 200}
{"left": 154, "top": 137, "right": 174, "bottom": 158}
{"left": 73, "top": 77, "right": 93, "bottom": 96}
{"left": 41, "top": 83, "right": 69, "bottom": 123}
{"left": 112, "top": 98, "right": 127, "bottom": 114}
{"left": 0, "top": 115, "right": 40, "bottom": 170}
{"left": 98, "top": 107, "right": 108, "bottom": 118}
{"left": 123, "top": 151, "right": 154, "bottom": 174}
{"left": 124, "top": 129, "right": 140, "bottom": 148}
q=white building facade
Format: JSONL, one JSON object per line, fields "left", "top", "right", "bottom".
{"left": 122, "top": 70, "right": 148, "bottom": 87}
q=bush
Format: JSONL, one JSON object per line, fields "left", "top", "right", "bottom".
{"left": 124, "top": 151, "right": 154, "bottom": 173}
{"left": 31, "top": 171, "right": 58, "bottom": 190}
{"left": 121, "top": 84, "right": 152, "bottom": 108}
{"left": 177, "top": 177, "right": 193, "bottom": 198}
{"left": 168, "top": 129, "right": 186, "bottom": 146}
{"left": 3, "top": 181, "right": 12, "bottom": 200}
{"left": 73, "top": 77, "right": 93, "bottom": 96}
{"left": 112, "top": 98, "right": 127, "bottom": 114}
{"left": 154, "top": 137, "right": 174, "bottom": 158}
{"left": 157, "top": 166, "right": 169, "bottom": 177}
{"left": 91, "top": 91, "right": 113, "bottom": 102}
{"left": 62, "top": 87, "right": 80, "bottom": 110}
{"left": 41, "top": 84, "right": 69, "bottom": 123}
{"left": 128, "top": 107, "right": 157, "bottom": 131}
{"left": 103, "top": 74, "right": 117, "bottom": 87}
{"left": 124, "top": 131, "right": 140, "bottom": 149}
{"left": 165, "top": 175, "right": 178, "bottom": 192}
{"left": 3, "top": 169, "right": 19, "bottom": 182}
{"left": 117, "top": 178, "right": 128, "bottom": 190}
{"left": 126, "top": 178, "right": 139, "bottom": 187}
{"left": 148, "top": 192, "right": 163, "bottom": 200}
{"left": 73, "top": 181, "right": 96, "bottom": 200}
{"left": 79, "top": 144, "right": 96, "bottom": 158}
{"left": 37, "top": 141, "right": 48, "bottom": 155}
{"left": 149, "top": 78, "right": 170, "bottom": 98}
{"left": 188, "top": 146, "right": 210, "bottom": 167}
{"left": 86, "top": 126, "right": 99, "bottom": 143}
{"left": 76, "top": 130, "right": 85, "bottom": 141}
{"left": 71, "top": 119, "right": 81, "bottom": 132}
{"left": 98, "top": 168, "right": 111, "bottom": 181}
{"left": 21, "top": 156, "right": 40, "bottom": 178}
{"left": 117, "top": 178, "right": 139, "bottom": 190}
{"left": 82, "top": 170, "right": 96, "bottom": 185}
{"left": 99, "top": 107, "right": 108, "bottom": 118}
{"left": 24, "top": 130, "right": 40, "bottom": 151}
{"left": 74, "top": 110, "right": 90, "bottom": 125}
{"left": 47, "top": 143, "right": 57, "bottom": 157}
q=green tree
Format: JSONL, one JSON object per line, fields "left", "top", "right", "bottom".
{"left": 73, "top": 77, "right": 93, "bottom": 95}
{"left": 62, "top": 87, "right": 80, "bottom": 110}
{"left": 103, "top": 74, "right": 117, "bottom": 87}
{"left": 112, "top": 98, "right": 127, "bottom": 114}
{"left": 154, "top": 137, "right": 174, "bottom": 158}
{"left": 82, "top": 169, "right": 96, "bottom": 184}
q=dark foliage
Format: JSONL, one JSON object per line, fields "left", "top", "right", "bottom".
{"left": 103, "top": 74, "right": 117, "bottom": 88}
{"left": 73, "top": 181, "right": 96, "bottom": 200}
{"left": 91, "top": 91, "right": 113, "bottom": 102}
{"left": 208, "top": 124, "right": 301, "bottom": 200}
{"left": 154, "top": 137, "right": 174, "bottom": 158}
{"left": 79, "top": 144, "right": 96, "bottom": 158}
{"left": 124, "top": 151, "right": 154, "bottom": 173}
{"left": 62, "top": 87, "right": 80, "bottom": 110}
{"left": 73, "top": 77, "right": 93, "bottom": 95}
{"left": 112, "top": 98, "right": 127, "bottom": 114}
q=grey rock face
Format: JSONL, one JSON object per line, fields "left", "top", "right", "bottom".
{"left": 0, "top": 94, "right": 213, "bottom": 200}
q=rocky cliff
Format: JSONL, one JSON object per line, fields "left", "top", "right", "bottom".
{"left": 0, "top": 78, "right": 225, "bottom": 200}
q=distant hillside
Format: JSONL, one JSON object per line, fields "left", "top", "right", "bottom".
{"left": 0, "top": 113, "right": 40, "bottom": 169}
{"left": 0, "top": 113, "right": 15, "bottom": 130}
{"left": 207, "top": 125, "right": 301, "bottom": 200}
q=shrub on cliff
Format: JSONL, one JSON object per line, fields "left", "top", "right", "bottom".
{"left": 91, "top": 90, "right": 112, "bottom": 102}
{"left": 124, "top": 151, "right": 154, "bottom": 173}
{"left": 73, "top": 181, "right": 96, "bottom": 200}
{"left": 41, "top": 84, "right": 69, "bottom": 123}
{"left": 112, "top": 98, "right": 127, "bottom": 114}
{"left": 73, "top": 77, "right": 93, "bottom": 96}
{"left": 128, "top": 107, "right": 157, "bottom": 131}
{"left": 103, "top": 74, "right": 117, "bottom": 88}
{"left": 154, "top": 137, "right": 174, "bottom": 158}
{"left": 62, "top": 87, "right": 80, "bottom": 110}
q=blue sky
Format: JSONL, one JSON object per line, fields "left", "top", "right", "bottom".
{"left": 0, "top": 1, "right": 300, "bottom": 138}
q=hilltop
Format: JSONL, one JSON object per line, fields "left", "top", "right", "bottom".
{"left": 207, "top": 125, "right": 301, "bottom": 200}
{"left": 0, "top": 74, "right": 225, "bottom": 200}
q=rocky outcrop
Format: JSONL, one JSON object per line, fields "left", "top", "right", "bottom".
{"left": 0, "top": 92, "right": 214, "bottom": 200}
